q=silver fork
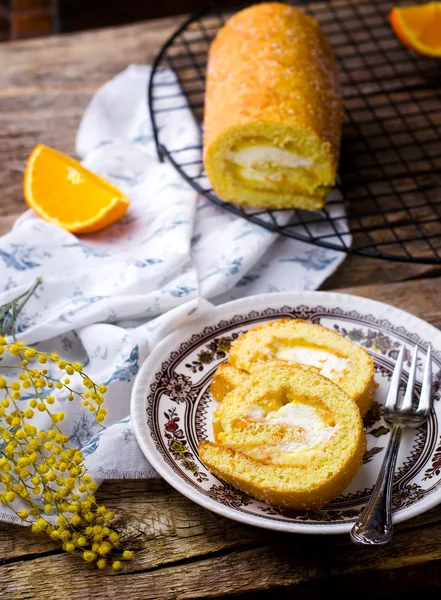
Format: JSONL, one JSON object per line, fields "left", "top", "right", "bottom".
{"left": 350, "top": 344, "right": 433, "bottom": 546}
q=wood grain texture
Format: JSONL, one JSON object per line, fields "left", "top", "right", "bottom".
{"left": 1, "top": 274, "right": 441, "bottom": 598}
{"left": 0, "top": 215, "right": 21, "bottom": 236}
{"left": 1, "top": 478, "right": 441, "bottom": 599}
{"left": 0, "top": 9, "right": 439, "bottom": 286}
{"left": 324, "top": 253, "right": 440, "bottom": 290}
{"left": 0, "top": 15, "right": 184, "bottom": 217}
{"left": 2, "top": 7, "right": 441, "bottom": 599}
{"left": 338, "top": 276, "right": 441, "bottom": 330}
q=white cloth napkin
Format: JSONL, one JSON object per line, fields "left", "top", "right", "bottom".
{"left": 0, "top": 65, "right": 347, "bottom": 523}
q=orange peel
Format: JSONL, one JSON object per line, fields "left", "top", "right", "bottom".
{"left": 24, "top": 144, "right": 130, "bottom": 234}
{"left": 389, "top": 2, "right": 441, "bottom": 58}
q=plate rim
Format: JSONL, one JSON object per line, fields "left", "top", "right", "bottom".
{"left": 131, "top": 290, "right": 441, "bottom": 535}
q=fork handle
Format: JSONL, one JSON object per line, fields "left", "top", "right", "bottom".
{"left": 350, "top": 425, "right": 403, "bottom": 545}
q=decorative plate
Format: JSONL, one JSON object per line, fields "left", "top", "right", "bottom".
{"left": 131, "top": 291, "right": 441, "bottom": 534}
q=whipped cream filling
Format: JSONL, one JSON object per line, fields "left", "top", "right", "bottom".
{"left": 226, "top": 145, "right": 314, "bottom": 183}
{"left": 272, "top": 344, "right": 350, "bottom": 381}
{"left": 245, "top": 402, "right": 335, "bottom": 452}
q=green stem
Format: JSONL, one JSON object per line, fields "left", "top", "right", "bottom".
{"left": 0, "top": 278, "right": 43, "bottom": 337}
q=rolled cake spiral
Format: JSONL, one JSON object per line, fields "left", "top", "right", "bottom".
{"left": 203, "top": 2, "right": 343, "bottom": 210}
{"left": 199, "top": 364, "right": 365, "bottom": 510}
{"left": 210, "top": 319, "right": 375, "bottom": 416}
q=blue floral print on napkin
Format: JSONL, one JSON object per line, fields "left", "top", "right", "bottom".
{"left": 0, "top": 65, "right": 348, "bottom": 523}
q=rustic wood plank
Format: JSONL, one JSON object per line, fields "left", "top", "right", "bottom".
{"left": 323, "top": 253, "right": 441, "bottom": 290}
{"left": 1, "top": 274, "right": 440, "bottom": 589}
{"left": 0, "top": 261, "right": 440, "bottom": 569}
{"left": 2, "top": 475, "right": 441, "bottom": 562}
{"left": 0, "top": 479, "right": 269, "bottom": 564}
{"left": 1, "top": 6, "right": 441, "bottom": 597}
{"left": 336, "top": 275, "right": 441, "bottom": 330}
{"left": 0, "top": 15, "right": 186, "bottom": 217}
{"left": 0, "top": 214, "right": 21, "bottom": 236}
{"left": 2, "top": 499, "right": 441, "bottom": 600}
{"left": 1, "top": 11, "right": 440, "bottom": 283}
{"left": 2, "top": 472, "right": 441, "bottom": 565}
{"left": 1, "top": 465, "right": 441, "bottom": 596}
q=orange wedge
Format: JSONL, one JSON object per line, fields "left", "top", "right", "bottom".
{"left": 389, "top": 2, "right": 441, "bottom": 57}
{"left": 24, "top": 144, "right": 130, "bottom": 234}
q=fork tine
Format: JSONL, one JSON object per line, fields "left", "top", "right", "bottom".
{"left": 417, "top": 344, "right": 433, "bottom": 415}
{"left": 385, "top": 345, "right": 405, "bottom": 410}
{"left": 401, "top": 345, "right": 418, "bottom": 412}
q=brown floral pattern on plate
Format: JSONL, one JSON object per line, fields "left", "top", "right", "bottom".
{"left": 144, "top": 303, "right": 441, "bottom": 528}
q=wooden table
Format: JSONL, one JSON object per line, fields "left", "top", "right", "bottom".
{"left": 2, "top": 12, "right": 441, "bottom": 600}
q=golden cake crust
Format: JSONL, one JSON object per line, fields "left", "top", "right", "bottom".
{"left": 203, "top": 2, "right": 343, "bottom": 209}
{"left": 200, "top": 363, "right": 366, "bottom": 510}
{"left": 210, "top": 318, "right": 375, "bottom": 416}
{"left": 210, "top": 363, "right": 249, "bottom": 403}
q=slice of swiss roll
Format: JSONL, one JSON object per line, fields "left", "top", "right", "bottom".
{"left": 199, "top": 364, "right": 366, "bottom": 510}
{"left": 210, "top": 319, "right": 375, "bottom": 416}
{"left": 203, "top": 2, "right": 343, "bottom": 210}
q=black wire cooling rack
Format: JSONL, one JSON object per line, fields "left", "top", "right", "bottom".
{"left": 148, "top": 0, "right": 441, "bottom": 264}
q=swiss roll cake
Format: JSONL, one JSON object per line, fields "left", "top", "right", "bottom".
{"left": 200, "top": 364, "right": 365, "bottom": 510}
{"left": 203, "top": 2, "right": 343, "bottom": 210}
{"left": 210, "top": 363, "right": 249, "bottom": 402}
{"left": 210, "top": 319, "right": 375, "bottom": 416}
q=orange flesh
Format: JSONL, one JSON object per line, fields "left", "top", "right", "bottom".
{"left": 389, "top": 3, "right": 441, "bottom": 57}
{"left": 24, "top": 144, "right": 130, "bottom": 233}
